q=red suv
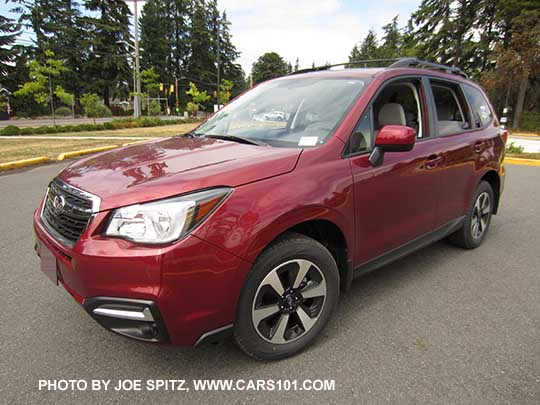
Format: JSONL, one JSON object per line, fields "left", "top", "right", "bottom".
{"left": 34, "top": 59, "right": 506, "bottom": 360}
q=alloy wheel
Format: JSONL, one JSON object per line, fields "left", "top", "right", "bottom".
{"left": 471, "top": 191, "right": 491, "bottom": 239}
{"left": 251, "top": 259, "right": 327, "bottom": 344}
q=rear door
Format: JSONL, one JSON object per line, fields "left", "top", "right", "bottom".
{"left": 346, "top": 76, "right": 442, "bottom": 265}
{"left": 424, "top": 79, "right": 501, "bottom": 227}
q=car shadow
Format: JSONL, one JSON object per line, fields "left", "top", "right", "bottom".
{"left": 109, "top": 235, "right": 476, "bottom": 375}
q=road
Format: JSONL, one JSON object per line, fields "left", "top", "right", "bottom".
{"left": 0, "top": 115, "right": 179, "bottom": 128}
{"left": 1, "top": 163, "right": 539, "bottom": 404}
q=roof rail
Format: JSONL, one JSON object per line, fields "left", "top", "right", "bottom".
{"left": 288, "top": 57, "right": 468, "bottom": 78}
{"left": 289, "top": 59, "right": 400, "bottom": 75}
{"left": 389, "top": 58, "right": 468, "bottom": 78}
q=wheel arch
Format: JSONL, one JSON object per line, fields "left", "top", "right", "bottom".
{"left": 243, "top": 207, "right": 354, "bottom": 292}
{"left": 480, "top": 170, "right": 501, "bottom": 214}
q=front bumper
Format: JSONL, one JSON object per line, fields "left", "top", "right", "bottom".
{"left": 33, "top": 202, "right": 251, "bottom": 346}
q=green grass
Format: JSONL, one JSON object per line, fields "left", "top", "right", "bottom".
{"left": 0, "top": 123, "right": 196, "bottom": 164}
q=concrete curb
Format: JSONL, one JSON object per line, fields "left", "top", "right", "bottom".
{"left": 2, "top": 145, "right": 540, "bottom": 173}
{"left": 505, "top": 157, "right": 540, "bottom": 167}
{"left": 57, "top": 145, "right": 119, "bottom": 161}
{"left": 509, "top": 132, "right": 540, "bottom": 138}
{"left": 0, "top": 157, "right": 50, "bottom": 171}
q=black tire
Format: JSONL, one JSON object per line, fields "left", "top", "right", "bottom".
{"left": 234, "top": 232, "right": 340, "bottom": 360}
{"left": 447, "top": 180, "right": 494, "bottom": 249}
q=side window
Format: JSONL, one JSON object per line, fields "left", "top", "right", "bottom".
{"left": 430, "top": 80, "right": 472, "bottom": 136}
{"left": 348, "top": 108, "right": 372, "bottom": 155}
{"left": 463, "top": 84, "right": 493, "bottom": 128}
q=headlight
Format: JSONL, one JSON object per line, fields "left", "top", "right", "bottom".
{"left": 104, "top": 188, "right": 232, "bottom": 244}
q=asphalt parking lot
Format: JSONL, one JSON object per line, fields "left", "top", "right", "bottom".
{"left": 1, "top": 163, "right": 539, "bottom": 404}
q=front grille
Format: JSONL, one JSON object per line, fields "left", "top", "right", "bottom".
{"left": 41, "top": 179, "right": 100, "bottom": 247}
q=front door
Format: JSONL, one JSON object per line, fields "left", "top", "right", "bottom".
{"left": 346, "top": 77, "right": 442, "bottom": 265}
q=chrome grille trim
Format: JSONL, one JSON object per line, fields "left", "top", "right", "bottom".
{"left": 40, "top": 178, "right": 101, "bottom": 247}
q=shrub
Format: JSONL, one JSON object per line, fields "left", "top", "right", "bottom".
{"left": 96, "top": 104, "right": 112, "bottom": 118}
{"left": 33, "top": 126, "right": 48, "bottom": 134}
{"left": 505, "top": 142, "right": 525, "bottom": 154}
{"left": 1, "top": 125, "right": 21, "bottom": 136}
{"left": 20, "top": 127, "right": 34, "bottom": 135}
{"left": 55, "top": 106, "right": 72, "bottom": 117}
{"left": 45, "top": 126, "right": 59, "bottom": 133}
{"left": 103, "top": 122, "right": 114, "bottom": 130}
{"left": 148, "top": 100, "right": 161, "bottom": 116}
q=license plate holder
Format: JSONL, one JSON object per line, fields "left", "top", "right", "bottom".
{"left": 40, "top": 243, "right": 58, "bottom": 285}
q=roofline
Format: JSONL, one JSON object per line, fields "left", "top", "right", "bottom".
{"left": 288, "top": 57, "right": 468, "bottom": 79}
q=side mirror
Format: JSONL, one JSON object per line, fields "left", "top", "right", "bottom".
{"left": 369, "top": 125, "right": 416, "bottom": 167}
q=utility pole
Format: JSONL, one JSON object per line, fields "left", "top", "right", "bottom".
{"left": 125, "top": 0, "right": 143, "bottom": 118}
{"left": 215, "top": 16, "right": 230, "bottom": 111}
{"left": 216, "top": 21, "right": 220, "bottom": 111}
{"left": 175, "top": 77, "right": 179, "bottom": 114}
{"left": 48, "top": 73, "right": 56, "bottom": 126}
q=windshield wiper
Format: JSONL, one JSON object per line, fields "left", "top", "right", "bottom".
{"left": 203, "top": 134, "right": 267, "bottom": 146}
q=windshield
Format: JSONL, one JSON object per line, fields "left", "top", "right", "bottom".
{"left": 195, "top": 77, "right": 368, "bottom": 147}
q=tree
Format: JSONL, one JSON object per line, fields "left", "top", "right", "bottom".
{"left": 14, "top": 50, "right": 71, "bottom": 119}
{"left": 185, "top": 81, "right": 210, "bottom": 116}
{"left": 217, "top": 79, "right": 233, "bottom": 105}
{"left": 140, "top": 67, "right": 160, "bottom": 98}
{"left": 80, "top": 92, "right": 110, "bottom": 123}
{"left": 0, "top": 15, "right": 19, "bottom": 76}
{"left": 379, "top": 16, "right": 402, "bottom": 58}
{"left": 140, "top": 0, "right": 190, "bottom": 87}
{"left": 504, "top": 10, "right": 540, "bottom": 127}
{"left": 54, "top": 85, "right": 75, "bottom": 117}
{"left": 348, "top": 30, "right": 380, "bottom": 67}
{"left": 251, "top": 52, "right": 289, "bottom": 84}
{"left": 84, "top": 0, "right": 132, "bottom": 106}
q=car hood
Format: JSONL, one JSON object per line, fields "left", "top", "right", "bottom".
{"left": 59, "top": 136, "right": 302, "bottom": 211}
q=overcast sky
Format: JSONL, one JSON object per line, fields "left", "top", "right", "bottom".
{"left": 5, "top": 0, "right": 422, "bottom": 75}
{"left": 219, "top": 0, "right": 421, "bottom": 73}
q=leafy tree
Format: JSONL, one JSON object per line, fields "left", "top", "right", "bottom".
{"left": 14, "top": 50, "right": 71, "bottom": 117}
{"left": 54, "top": 85, "right": 75, "bottom": 117}
{"left": 501, "top": 10, "right": 540, "bottom": 127}
{"left": 217, "top": 79, "right": 233, "bottom": 105}
{"left": 185, "top": 81, "right": 210, "bottom": 116}
{"left": 0, "top": 15, "right": 19, "bottom": 76}
{"left": 251, "top": 52, "right": 289, "bottom": 84}
{"left": 80, "top": 92, "right": 105, "bottom": 123}
{"left": 140, "top": 67, "right": 160, "bottom": 98}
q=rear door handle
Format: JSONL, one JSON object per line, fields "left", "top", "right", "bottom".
{"left": 474, "top": 140, "right": 485, "bottom": 153}
{"left": 425, "top": 154, "right": 443, "bottom": 169}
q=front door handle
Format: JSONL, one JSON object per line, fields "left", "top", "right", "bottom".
{"left": 425, "top": 154, "right": 443, "bottom": 169}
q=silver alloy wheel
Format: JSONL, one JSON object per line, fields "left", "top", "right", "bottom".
{"left": 471, "top": 191, "right": 491, "bottom": 239}
{"left": 251, "top": 259, "right": 327, "bottom": 344}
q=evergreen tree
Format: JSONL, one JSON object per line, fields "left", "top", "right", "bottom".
{"left": 348, "top": 30, "right": 380, "bottom": 67}
{"left": 379, "top": 16, "right": 402, "bottom": 58}
{"left": 251, "top": 52, "right": 289, "bottom": 84}
{"left": 84, "top": 0, "right": 132, "bottom": 106}
{"left": 140, "top": 0, "right": 175, "bottom": 85}
{"left": 0, "top": 15, "right": 19, "bottom": 76}
{"left": 187, "top": 0, "right": 215, "bottom": 91}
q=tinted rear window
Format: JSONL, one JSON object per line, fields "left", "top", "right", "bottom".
{"left": 463, "top": 84, "right": 493, "bottom": 128}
